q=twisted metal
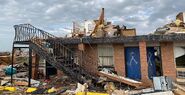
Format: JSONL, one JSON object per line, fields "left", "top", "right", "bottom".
{"left": 14, "top": 24, "right": 55, "bottom": 42}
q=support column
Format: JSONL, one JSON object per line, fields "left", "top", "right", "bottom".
{"left": 113, "top": 44, "right": 125, "bottom": 77}
{"left": 78, "top": 43, "right": 85, "bottom": 67}
{"left": 32, "top": 54, "right": 40, "bottom": 79}
{"left": 161, "top": 42, "right": 176, "bottom": 80}
{"left": 28, "top": 48, "right": 32, "bottom": 87}
{"left": 84, "top": 44, "right": 98, "bottom": 75}
{"left": 11, "top": 45, "right": 15, "bottom": 85}
{"left": 139, "top": 41, "right": 150, "bottom": 84}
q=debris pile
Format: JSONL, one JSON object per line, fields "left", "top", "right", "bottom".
{"left": 154, "top": 12, "right": 185, "bottom": 35}
{"left": 66, "top": 8, "right": 136, "bottom": 38}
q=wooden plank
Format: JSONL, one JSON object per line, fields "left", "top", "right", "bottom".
{"left": 98, "top": 71, "right": 142, "bottom": 88}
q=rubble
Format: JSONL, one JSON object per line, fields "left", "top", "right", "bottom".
{"left": 15, "top": 72, "right": 27, "bottom": 78}
{"left": 141, "top": 91, "right": 174, "bottom": 95}
{"left": 67, "top": 8, "right": 136, "bottom": 38}
{"left": 154, "top": 12, "right": 185, "bottom": 35}
{"left": 25, "top": 87, "right": 37, "bottom": 93}
{"left": 1, "top": 9, "right": 185, "bottom": 95}
{"left": 14, "top": 81, "right": 28, "bottom": 86}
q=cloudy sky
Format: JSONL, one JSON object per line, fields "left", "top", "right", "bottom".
{"left": 0, "top": 0, "right": 185, "bottom": 51}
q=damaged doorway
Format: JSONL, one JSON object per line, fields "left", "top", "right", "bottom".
{"left": 147, "top": 47, "right": 162, "bottom": 77}
{"left": 147, "top": 47, "right": 156, "bottom": 79}
{"left": 125, "top": 46, "right": 162, "bottom": 80}
{"left": 125, "top": 47, "right": 141, "bottom": 80}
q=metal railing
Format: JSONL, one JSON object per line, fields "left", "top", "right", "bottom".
{"left": 13, "top": 23, "right": 98, "bottom": 84}
{"left": 14, "top": 24, "right": 55, "bottom": 42}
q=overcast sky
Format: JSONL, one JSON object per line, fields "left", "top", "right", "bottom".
{"left": 0, "top": 0, "right": 185, "bottom": 51}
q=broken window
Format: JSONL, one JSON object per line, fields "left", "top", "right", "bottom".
{"left": 174, "top": 47, "right": 185, "bottom": 79}
{"left": 174, "top": 47, "right": 185, "bottom": 68}
{"left": 98, "top": 44, "right": 114, "bottom": 67}
{"left": 176, "top": 55, "right": 185, "bottom": 67}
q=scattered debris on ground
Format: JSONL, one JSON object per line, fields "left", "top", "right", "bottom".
{"left": 1, "top": 9, "right": 185, "bottom": 95}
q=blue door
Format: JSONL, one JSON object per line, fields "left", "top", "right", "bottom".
{"left": 147, "top": 47, "right": 156, "bottom": 79}
{"left": 125, "top": 47, "right": 141, "bottom": 80}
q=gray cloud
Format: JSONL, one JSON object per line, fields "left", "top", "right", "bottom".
{"left": 0, "top": 0, "right": 185, "bottom": 51}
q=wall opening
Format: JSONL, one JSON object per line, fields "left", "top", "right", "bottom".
{"left": 153, "top": 47, "right": 162, "bottom": 77}
{"left": 97, "top": 44, "right": 114, "bottom": 71}
{"left": 147, "top": 47, "right": 162, "bottom": 79}
{"left": 174, "top": 46, "right": 185, "bottom": 79}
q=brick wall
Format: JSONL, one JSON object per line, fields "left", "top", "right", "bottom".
{"left": 161, "top": 42, "right": 176, "bottom": 80}
{"left": 121, "top": 28, "right": 136, "bottom": 36}
{"left": 78, "top": 44, "right": 98, "bottom": 75}
{"left": 113, "top": 44, "right": 125, "bottom": 77}
{"left": 78, "top": 43, "right": 85, "bottom": 51}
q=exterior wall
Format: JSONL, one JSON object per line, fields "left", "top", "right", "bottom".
{"left": 78, "top": 43, "right": 85, "bottom": 51}
{"left": 78, "top": 44, "right": 98, "bottom": 75}
{"left": 76, "top": 41, "right": 177, "bottom": 82}
{"left": 161, "top": 42, "right": 176, "bottom": 80}
{"left": 121, "top": 28, "right": 136, "bottom": 36}
{"left": 113, "top": 44, "right": 125, "bottom": 77}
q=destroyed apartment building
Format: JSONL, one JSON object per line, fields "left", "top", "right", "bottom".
{"left": 2, "top": 9, "right": 185, "bottom": 94}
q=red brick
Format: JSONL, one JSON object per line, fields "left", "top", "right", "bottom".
{"left": 160, "top": 42, "right": 176, "bottom": 80}
{"left": 83, "top": 44, "right": 98, "bottom": 75}
{"left": 113, "top": 44, "right": 125, "bottom": 77}
{"left": 139, "top": 41, "right": 149, "bottom": 82}
{"left": 78, "top": 43, "right": 85, "bottom": 51}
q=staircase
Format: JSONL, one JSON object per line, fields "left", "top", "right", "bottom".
{"left": 13, "top": 24, "right": 97, "bottom": 85}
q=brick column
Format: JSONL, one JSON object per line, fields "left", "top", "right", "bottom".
{"left": 78, "top": 43, "right": 85, "bottom": 67}
{"left": 113, "top": 44, "right": 125, "bottom": 77}
{"left": 85, "top": 45, "right": 98, "bottom": 75}
{"left": 139, "top": 41, "right": 152, "bottom": 87}
{"left": 161, "top": 42, "right": 176, "bottom": 80}
{"left": 139, "top": 41, "right": 149, "bottom": 81}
